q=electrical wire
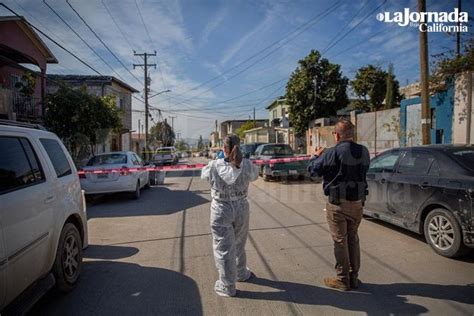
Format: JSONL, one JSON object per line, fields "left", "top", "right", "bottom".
{"left": 168, "top": 0, "right": 343, "bottom": 106}
{"left": 42, "top": 0, "right": 127, "bottom": 81}
{"left": 0, "top": 3, "right": 103, "bottom": 76}
{"left": 100, "top": 0, "right": 134, "bottom": 50}
{"left": 321, "top": 0, "right": 388, "bottom": 55}
{"left": 65, "top": 0, "right": 144, "bottom": 85}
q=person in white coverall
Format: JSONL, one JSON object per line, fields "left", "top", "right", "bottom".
{"left": 201, "top": 134, "right": 259, "bottom": 297}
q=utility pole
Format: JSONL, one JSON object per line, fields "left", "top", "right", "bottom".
{"left": 418, "top": 0, "right": 431, "bottom": 145}
{"left": 168, "top": 115, "right": 177, "bottom": 130}
{"left": 456, "top": 0, "right": 461, "bottom": 56}
{"left": 138, "top": 119, "right": 141, "bottom": 140}
{"left": 134, "top": 51, "right": 156, "bottom": 157}
{"left": 253, "top": 107, "right": 256, "bottom": 126}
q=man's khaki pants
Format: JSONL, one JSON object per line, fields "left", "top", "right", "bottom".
{"left": 326, "top": 200, "right": 363, "bottom": 284}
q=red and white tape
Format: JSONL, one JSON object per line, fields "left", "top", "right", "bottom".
{"left": 77, "top": 156, "right": 312, "bottom": 175}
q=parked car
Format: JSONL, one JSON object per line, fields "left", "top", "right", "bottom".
{"left": 153, "top": 147, "right": 179, "bottom": 165}
{"left": 253, "top": 143, "right": 308, "bottom": 181}
{"left": 364, "top": 145, "right": 474, "bottom": 258}
{"left": 79, "top": 151, "right": 150, "bottom": 199}
{"left": 241, "top": 142, "right": 266, "bottom": 159}
{"left": 0, "top": 120, "right": 88, "bottom": 313}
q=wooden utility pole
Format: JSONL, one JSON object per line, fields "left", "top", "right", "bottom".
{"left": 253, "top": 107, "right": 256, "bottom": 126}
{"left": 168, "top": 115, "right": 177, "bottom": 131}
{"left": 419, "top": 0, "right": 431, "bottom": 145}
{"left": 457, "top": 0, "right": 462, "bottom": 56}
{"left": 134, "top": 51, "right": 156, "bottom": 157}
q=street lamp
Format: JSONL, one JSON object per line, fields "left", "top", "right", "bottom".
{"left": 149, "top": 89, "right": 171, "bottom": 100}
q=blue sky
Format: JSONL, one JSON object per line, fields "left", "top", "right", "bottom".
{"left": 2, "top": 0, "right": 472, "bottom": 139}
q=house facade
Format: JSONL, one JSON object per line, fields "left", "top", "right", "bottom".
{"left": 266, "top": 97, "right": 290, "bottom": 127}
{"left": 46, "top": 75, "right": 138, "bottom": 153}
{"left": 0, "top": 16, "right": 57, "bottom": 122}
{"left": 245, "top": 97, "right": 305, "bottom": 151}
{"left": 219, "top": 119, "right": 267, "bottom": 143}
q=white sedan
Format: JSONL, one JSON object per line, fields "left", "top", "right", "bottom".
{"left": 79, "top": 151, "right": 150, "bottom": 199}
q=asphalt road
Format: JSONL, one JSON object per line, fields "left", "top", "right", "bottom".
{"left": 32, "top": 158, "right": 474, "bottom": 315}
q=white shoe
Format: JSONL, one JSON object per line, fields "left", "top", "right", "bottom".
{"left": 214, "top": 281, "right": 236, "bottom": 297}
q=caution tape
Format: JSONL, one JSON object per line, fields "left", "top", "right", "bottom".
{"left": 77, "top": 156, "right": 313, "bottom": 175}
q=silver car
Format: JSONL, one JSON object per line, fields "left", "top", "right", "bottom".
{"left": 79, "top": 151, "right": 150, "bottom": 199}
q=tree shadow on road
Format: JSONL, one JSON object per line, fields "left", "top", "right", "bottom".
{"left": 31, "top": 261, "right": 203, "bottom": 316}
{"left": 238, "top": 277, "right": 474, "bottom": 315}
{"left": 87, "top": 186, "right": 209, "bottom": 219}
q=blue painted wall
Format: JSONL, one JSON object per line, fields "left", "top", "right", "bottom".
{"left": 400, "top": 80, "right": 454, "bottom": 146}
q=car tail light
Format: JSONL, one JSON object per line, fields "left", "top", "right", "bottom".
{"left": 120, "top": 167, "right": 130, "bottom": 176}
{"left": 78, "top": 170, "right": 85, "bottom": 179}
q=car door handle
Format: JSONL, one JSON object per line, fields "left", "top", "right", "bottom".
{"left": 419, "top": 182, "right": 430, "bottom": 189}
{"left": 44, "top": 196, "right": 55, "bottom": 203}
{"left": 379, "top": 178, "right": 386, "bottom": 184}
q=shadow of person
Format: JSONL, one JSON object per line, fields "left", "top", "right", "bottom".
{"left": 83, "top": 245, "right": 139, "bottom": 260}
{"left": 31, "top": 261, "right": 203, "bottom": 316}
{"left": 238, "top": 277, "right": 474, "bottom": 315}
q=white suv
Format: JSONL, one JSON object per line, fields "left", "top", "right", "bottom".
{"left": 0, "top": 120, "right": 88, "bottom": 313}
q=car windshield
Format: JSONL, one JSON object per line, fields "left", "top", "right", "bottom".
{"left": 241, "top": 145, "right": 253, "bottom": 154}
{"left": 449, "top": 149, "right": 474, "bottom": 171}
{"left": 87, "top": 154, "right": 127, "bottom": 166}
{"left": 261, "top": 145, "right": 293, "bottom": 156}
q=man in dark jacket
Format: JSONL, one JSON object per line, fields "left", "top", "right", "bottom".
{"left": 307, "top": 119, "right": 370, "bottom": 291}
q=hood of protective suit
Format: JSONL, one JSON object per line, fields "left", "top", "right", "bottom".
{"left": 215, "top": 158, "right": 242, "bottom": 185}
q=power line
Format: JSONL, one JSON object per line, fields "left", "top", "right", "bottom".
{"left": 329, "top": 28, "right": 390, "bottom": 59}
{"left": 169, "top": 0, "right": 343, "bottom": 106}
{"left": 134, "top": 0, "right": 154, "bottom": 50}
{"left": 170, "top": 77, "right": 287, "bottom": 112}
{"left": 42, "top": 0, "right": 127, "bottom": 81}
{"left": 65, "top": 0, "right": 144, "bottom": 85}
{"left": 0, "top": 3, "right": 103, "bottom": 76}
{"left": 321, "top": 0, "right": 370, "bottom": 54}
{"left": 101, "top": 0, "right": 134, "bottom": 50}
{"left": 13, "top": 0, "right": 67, "bottom": 48}
{"left": 322, "top": 0, "right": 388, "bottom": 55}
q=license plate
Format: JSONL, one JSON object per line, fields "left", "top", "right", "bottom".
{"left": 289, "top": 170, "right": 297, "bottom": 175}
{"left": 97, "top": 173, "right": 108, "bottom": 179}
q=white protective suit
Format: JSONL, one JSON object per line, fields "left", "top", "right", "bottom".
{"left": 201, "top": 157, "right": 259, "bottom": 296}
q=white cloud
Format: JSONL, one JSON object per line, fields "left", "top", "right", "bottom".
{"left": 219, "top": 4, "right": 281, "bottom": 65}
{"left": 201, "top": 5, "right": 228, "bottom": 44}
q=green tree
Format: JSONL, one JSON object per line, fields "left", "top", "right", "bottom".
{"left": 197, "top": 135, "right": 204, "bottom": 151}
{"left": 236, "top": 120, "right": 256, "bottom": 139}
{"left": 198, "top": 135, "right": 206, "bottom": 151}
{"left": 286, "top": 50, "right": 348, "bottom": 137}
{"left": 14, "top": 71, "right": 36, "bottom": 97}
{"left": 150, "top": 119, "right": 175, "bottom": 147}
{"left": 351, "top": 65, "right": 387, "bottom": 111}
{"left": 351, "top": 64, "right": 402, "bottom": 112}
{"left": 44, "top": 84, "right": 122, "bottom": 161}
{"left": 430, "top": 39, "right": 474, "bottom": 92}
{"left": 175, "top": 140, "right": 189, "bottom": 151}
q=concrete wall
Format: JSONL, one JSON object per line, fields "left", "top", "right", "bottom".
{"left": 244, "top": 127, "right": 275, "bottom": 144}
{"left": 356, "top": 108, "right": 400, "bottom": 156}
{"left": 307, "top": 126, "right": 336, "bottom": 155}
{"left": 452, "top": 71, "right": 473, "bottom": 144}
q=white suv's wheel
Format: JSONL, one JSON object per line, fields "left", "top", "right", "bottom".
{"left": 53, "top": 223, "right": 82, "bottom": 292}
{"left": 424, "top": 209, "right": 468, "bottom": 258}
